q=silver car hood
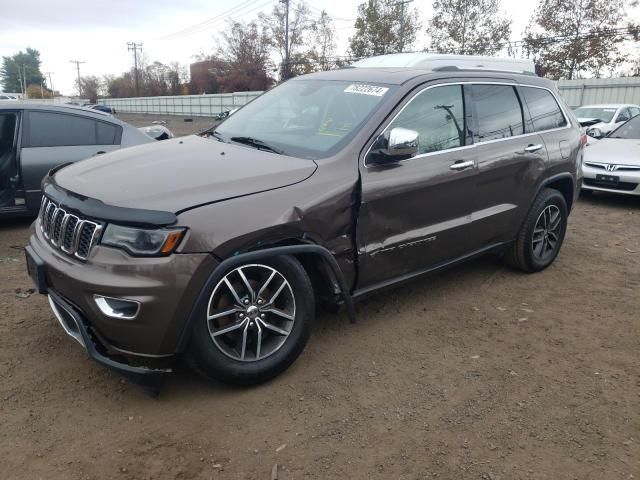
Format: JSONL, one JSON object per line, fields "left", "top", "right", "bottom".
{"left": 584, "top": 138, "right": 640, "bottom": 166}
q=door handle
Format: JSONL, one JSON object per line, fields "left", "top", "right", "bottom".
{"left": 524, "top": 144, "right": 543, "bottom": 153}
{"left": 450, "top": 160, "right": 474, "bottom": 171}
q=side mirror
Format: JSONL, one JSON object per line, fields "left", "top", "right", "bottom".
{"left": 586, "top": 127, "right": 604, "bottom": 139}
{"left": 369, "top": 127, "right": 419, "bottom": 164}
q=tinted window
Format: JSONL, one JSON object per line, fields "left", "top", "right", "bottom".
{"left": 521, "top": 86, "right": 567, "bottom": 132}
{"left": 387, "top": 85, "right": 465, "bottom": 154}
{"left": 473, "top": 85, "right": 524, "bottom": 141}
{"left": 96, "top": 121, "right": 119, "bottom": 144}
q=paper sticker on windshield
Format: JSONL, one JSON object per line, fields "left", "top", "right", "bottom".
{"left": 344, "top": 84, "right": 389, "bottom": 96}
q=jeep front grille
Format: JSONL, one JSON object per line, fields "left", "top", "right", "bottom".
{"left": 39, "top": 197, "right": 103, "bottom": 260}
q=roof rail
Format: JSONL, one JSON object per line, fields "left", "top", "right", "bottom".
{"left": 351, "top": 53, "right": 536, "bottom": 75}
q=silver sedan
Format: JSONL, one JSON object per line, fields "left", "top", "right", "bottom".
{"left": 582, "top": 115, "right": 640, "bottom": 196}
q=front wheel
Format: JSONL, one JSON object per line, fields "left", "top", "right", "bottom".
{"left": 504, "top": 188, "right": 568, "bottom": 272}
{"left": 186, "top": 255, "right": 314, "bottom": 386}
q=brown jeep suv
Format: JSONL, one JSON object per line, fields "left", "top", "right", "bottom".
{"left": 25, "top": 54, "right": 584, "bottom": 391}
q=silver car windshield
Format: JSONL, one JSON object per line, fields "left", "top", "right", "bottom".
{"left": 574, "top": 107, "right": 617, "bottom": 123}
{"left": 609, "top": 115, "right": 640, "bottom": 139}
{"left": 215, "top": 80, "right": 395, "bottom": 159}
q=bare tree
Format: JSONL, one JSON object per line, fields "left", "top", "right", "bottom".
{"left": 80, "top": 76, "right": 101, "bottom": 102}
{"left": 309, "top": 10, "right": 337, "bottom": 70}
{"left": 260, "top": 1, "right": 315, "bottom": 78}
{"left": 210, "top": 20, "right": 274, "bottom": 92}
{"left": 349, "top": 0, "right": 420, "bottom": 57}
{"left": 428, "top": 0, "right": 511, "bottom": 55}
{"left": 524, "top": 0, "right": 638, "bottom": 79}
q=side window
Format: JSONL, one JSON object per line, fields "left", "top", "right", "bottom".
{"left": 630, "top": 107, "right": 640, "bottom": 118}
{"left": 472, "top": 84, "right": 524, "bottom": 141}
{"left": 96, "top": 121, "right": 120, "bottom": 145}
{"left": 387, "top": 85, "right": 465, "bottom": 155}
{"left": 520, "top": 86, "right": 567, "bottom": 132}
{"left": 27, "top": 111, "right": 97, "bottom": 147}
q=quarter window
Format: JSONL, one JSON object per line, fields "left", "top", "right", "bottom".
{"left": 387, "top": 85, "right": 465, "bottom": 155}
{"left": 26, "top": 111, "right": 121, "bottom": 147}
{"left": 521, "top": 86, "right": 567, "bottom": 132}
{"left": 472, "top": 85, "right": 524, "bottom": 141}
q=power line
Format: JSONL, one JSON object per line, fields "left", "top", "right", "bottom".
{"left": 69, "top": 60, "right": 85, "bottom": 97}
{"left": 160, "top": 0, "right": 269, "bottom": 39}
{"left": 127, "top": 42, "right": 143, "bottom": 96}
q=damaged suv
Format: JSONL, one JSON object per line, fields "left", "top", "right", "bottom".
{"left": 26, "top": 53, "right": 583, "bottom": 390}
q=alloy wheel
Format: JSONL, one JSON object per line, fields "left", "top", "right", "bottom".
{"left": 206, "top": 264, "right": 296, "bottom": 362}
{"left": 532, "top": 205, "right": 562, "bottom": 261}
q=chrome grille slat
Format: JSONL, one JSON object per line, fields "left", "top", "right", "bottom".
{"left": 38, "top": 197, "right": 102, "bottom": 261}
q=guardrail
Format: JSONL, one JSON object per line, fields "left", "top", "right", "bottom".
{"left": 98, "top": 92, "right": 263, "bottom": 117}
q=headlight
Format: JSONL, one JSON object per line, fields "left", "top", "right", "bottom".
{"left": 101, "top": 224, "right": 186, "bottom": 256}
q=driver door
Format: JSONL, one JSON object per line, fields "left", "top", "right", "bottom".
{"left": 356, "top": 83, "right": 478, "bottom": 289}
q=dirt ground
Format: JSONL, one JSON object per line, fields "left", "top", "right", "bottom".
{"left": 0, "top": 117, "right": 638, "bottom": 479}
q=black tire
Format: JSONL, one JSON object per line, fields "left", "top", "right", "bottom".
{"left": 504, "top": 188, "right": 568, "bottom": 272}
{"left": 186, "top": 255, "right": 314, "bottom": 386}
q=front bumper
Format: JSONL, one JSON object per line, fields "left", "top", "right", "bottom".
{"left": 46, "top": 289, "right": 169, "bottom": 389}
{"left": 28, "top": 219, "right": 217, "bottom": 357}
{"left": 582, "top": 163, "right": 640, "bottom": 195}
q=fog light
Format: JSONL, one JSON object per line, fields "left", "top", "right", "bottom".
{"left": 93, "top": 295, "right": 140, "bottom": 320}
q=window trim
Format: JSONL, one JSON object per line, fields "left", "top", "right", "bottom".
{"left": 363, "top": 81, "right": 571, "bottom": 168}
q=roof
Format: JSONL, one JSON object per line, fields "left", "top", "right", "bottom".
{"left": 0, "top": 102, "right": 123, "bottom": 123}
{"left": 352, "top": 53, "right": 535, "bottom": 74}
{"left": 297, "top": 66, "right": 553, "bottom": 88}
{"left": 296, "top": 52, "right": 547, "bottom": 87}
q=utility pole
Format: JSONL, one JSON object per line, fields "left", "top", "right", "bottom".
{"left": 22, "top": 64, "right": 27, "bottom": 95}
{"left": 127, "top": 42, "right": 143, "bottom": 96}
{"left": 280, "top": 0, "right": 290, "bottom": 80}
{"left": 44, "top": 72, "right": 54, "bottom": 97}
{"left": 397, "top": 0, "right": 413, "bottom": 53}
{"left": 70, "top": 60, "right": 85, "bottom": 97}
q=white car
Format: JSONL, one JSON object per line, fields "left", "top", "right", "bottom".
{"left": 582, "top": 115, "right": 640, "bottom": 196}
{"left": 575, "top": 104, "right": 640, "bottom": 138}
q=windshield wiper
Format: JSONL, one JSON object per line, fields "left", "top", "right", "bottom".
{"left": 230, "top": 136, "right": 283, "bottom": 154}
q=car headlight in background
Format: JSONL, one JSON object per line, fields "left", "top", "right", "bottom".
{"left": 101, "top": 224, "right": 186, "bottom": 256}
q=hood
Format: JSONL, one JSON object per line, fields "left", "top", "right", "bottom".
{"left": 54, "top": 135, "right": 317, "bottom": 213}
{"left": 584, "top": 138, "right": 640, "bottom": 166}
{"left": 577, "top": 118, "right": 604, "bottom": 128}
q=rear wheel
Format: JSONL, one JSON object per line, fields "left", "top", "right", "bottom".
{"left": 186, "top": 255, "right": 314, "bottom": 385}
{"left": 504, "top": 188, "right": 568, "bottom": 272}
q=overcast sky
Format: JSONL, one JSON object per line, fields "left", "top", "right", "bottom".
{"left": 0, "top": 0, "right": 591, "bottom": 95}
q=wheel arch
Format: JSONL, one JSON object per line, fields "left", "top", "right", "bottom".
{"left": 542, "top": 174, "right": 575, "bottom": 212}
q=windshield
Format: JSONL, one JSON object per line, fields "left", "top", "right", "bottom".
{"left": 215, "top": 80, "right": 395, "bottom": 159}
{"left": 574, "top": 107, "right": 617, "bottom": 123}
{"left": 609, "top": 115, "right": 640, "bottom": 139}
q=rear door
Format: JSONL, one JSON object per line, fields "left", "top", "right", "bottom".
{"left": 465, "top": 83, "right": 549, "bottom": 248}
{"left": 357, "top": 82, "right": 478, "bottom": 288}
{"left": 20, "top": 110, "right": 122, "bottom": 210}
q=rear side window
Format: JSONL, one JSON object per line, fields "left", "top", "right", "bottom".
{"left": 521, "top": 87, "right": 567, "bottom": 132}
{"left": 472, "top": 84, "right": 524, "bottom": 141}
{"left": 387, "top": 84, "right": 465, "bottom": 155}
{"left": 26, "top": 111, "right": 121, "bottom": 147}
